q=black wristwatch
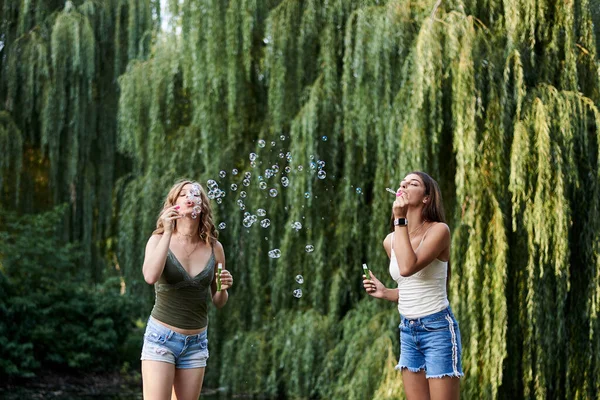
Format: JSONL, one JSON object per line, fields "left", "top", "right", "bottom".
{"left": 394, "top": 218, "right": 408, "bottom": 227}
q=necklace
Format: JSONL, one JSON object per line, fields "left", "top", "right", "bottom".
{"left": 177, "top": 233, "right": 199, "bottom": 258}
{"left": 409, "top": 221, "right": 426, "bottom": 236}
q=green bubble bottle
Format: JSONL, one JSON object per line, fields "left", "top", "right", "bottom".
{"left": 217, "top": 263, "right": 223, "bottom": 291}
{"left": 362, "top": 263, "right": 371, "bottom": 280}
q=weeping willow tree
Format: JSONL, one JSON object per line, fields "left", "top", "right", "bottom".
{"left": 3, "top": 0, "right": 600, "bottom": 398}
{"left": 114, "top": 0, "right": 600, "bottom": 398}
{"left": 0, "top": 0, "right": 158, "bottom": 280}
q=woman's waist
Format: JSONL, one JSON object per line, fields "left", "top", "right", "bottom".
{"left": 149, "top": 315, "right": 207, "bottom": 335}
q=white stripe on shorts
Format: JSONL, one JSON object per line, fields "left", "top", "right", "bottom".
{"left": 445, "top": 314, "right": 459, "bottom": 376}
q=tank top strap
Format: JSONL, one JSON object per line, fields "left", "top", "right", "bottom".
{"left": 418, "top": 223, "right": 435, "bottom": 247}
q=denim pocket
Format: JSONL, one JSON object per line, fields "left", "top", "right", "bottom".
{"left": 145, "top": 329, "right": 169, "bottom": 344}
{"left": 422, "top": 318, "right": 451, "bottom": 332}
{"left": 198, "top": 337, "right": 208, "bottom": 350}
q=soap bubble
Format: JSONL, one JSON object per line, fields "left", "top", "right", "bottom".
{"left": 278, "top": 152, "right": 285, "bottom": 159}
{"left": 305, "top": 245, "right": 314, "bottom": 253}
{"left": 265, "top": 169, "right": 274, "bottom": 178}
{"left": 280, "top": 134, "right": 286, "bottom": 141}
{"left": 298, "top": 165, "right": 304, "bottom": 172}
{"left": 259, "top": 181, "right": 267, "bottom": 190}
{"left": 232, "top": 169, "right": 238, "bottom": 175}
{"left": 260, "top": 219, "right": 271, "bottom": 228}
{"left": 322, "top": 136, "right": 328, "bottom": 141}
{"left": 243, "top": 216, "right": 254, "bottom": 228}
{"left": 268, "top": 249, "right": 281, "bottom": 258}
{"left": 242, "top": 179, "right": 250, "bottom": 187}
{"left": 250, "top": 161, "right": 257, "bottom": 168}
{"left": 216, "top": 198, "right": 222, "bottom": 204}
{"left": 240, "top": 191, "right": 247, "bottom": 198}
{"left": 295, "top": 275, "right": 304, "bottom": 284}
{"left": 219, "top": 170, "right": 226, "bottom": 178}
{"left": 281, "top": 177, "right": 290, "bottom": 187}
{"left": 285, "top": 166, "right": 291, "bottom": 173}
{"left": 310, "top": 161, "right": 317, "bottom": 170}
{"left": 291, "top": 221, "right": 302, "bottom": 231}
{"left": 317, "top": 160, "right": 326, "bottom": 169}
{"left": 356, "top": 187, "right": 363, "bottom": 194}
{"left": 257, "top": 208, "right": 266, "bottom": 216}
{"left": 317, "top": 170, "right": 326, "bottom": 179}
{"left": 207, "top": 179, "right": 218, "bottom": 189}
{"left": 304, "top": 192, "right": 311, "bottom": 199}
{"left": 249, "top": 153, "right": 258, "bottom": 161}
{"left": 293, "top": 289, "right": 303, "bottom": 298}
{"left": 272, "top": 164, "right": 280, "bottom": 173}
{"left": 271, "top": 141, "right": 276, "bottom": 147}
{"left": 218, "top": 222, "right": 226, "bottom": 229}
{"left": 258, "top": 139, "right": 266, "bottom": 148}
{"left": 269, "top": 189, "right": 278, "bottom": 197}
{"left": 244, "top": 172, "right": 252, "bottom": 179}
{"left": 230, "top": 184, "right": 238, "bottom": 191}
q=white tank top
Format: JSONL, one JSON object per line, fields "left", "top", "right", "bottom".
{"left": 389, "top": 227, "right": 449, "bottom": 319}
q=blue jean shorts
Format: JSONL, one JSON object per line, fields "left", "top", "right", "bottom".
{"left": 396, "top": 307, "right": 463, "bottom": 379}
{"left": 140, "top": 317, "right": 209, "bottom": 368}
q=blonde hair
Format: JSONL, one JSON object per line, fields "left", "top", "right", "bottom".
{"left": 153, "top": 179, "right": 218, "bottom": 245}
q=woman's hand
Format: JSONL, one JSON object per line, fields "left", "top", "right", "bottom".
{"left": 393, "top": 191, "right": 408, "bottom": 218}
{"left": 219, "top": 269, "right": 233, "bottom": 290}
{"left": 160, "top": 206, "right": 182, "bottom": 233}
{"left": 363, "top": 271, "right": 386, "bottom": 299}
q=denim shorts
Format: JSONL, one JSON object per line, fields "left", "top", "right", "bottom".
{"left": 140, "top": 317, "right": 209, "bottom": 368}
{"left": 395, "top": 307, "right": 464, "bottom": 378}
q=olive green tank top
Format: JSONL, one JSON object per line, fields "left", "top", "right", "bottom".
{"left": 150, "top": 247, "right": 215, "bottom": 329}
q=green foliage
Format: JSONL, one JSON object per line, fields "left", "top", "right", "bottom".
{"left": 0, "top": 206, "right": 138, "bottom": 378}
{"left": 2, "top": 0, "right": 600, "bottom": 398}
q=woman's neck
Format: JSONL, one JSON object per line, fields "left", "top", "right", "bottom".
{"left": 175, "top": 218, "right": 200, "bottom": 240}
{"left": 405, "top": 207, "right": 425, "bottom": 231}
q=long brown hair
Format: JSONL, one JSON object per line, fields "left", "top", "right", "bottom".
{"left": 410, "top": 171, "right": 446, "bottom": 223}
{"left": 152, "top": 179, "right": 218, "bottom": 245}
{"left": 389, "top": 171, "right": 446, "bottom": 229}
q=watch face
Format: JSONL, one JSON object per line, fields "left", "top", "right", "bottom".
{"left": 394, "top": 218, "right": 407, "bottom": 226}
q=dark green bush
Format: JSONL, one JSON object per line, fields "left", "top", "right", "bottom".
{"left": 0, "top": 206, "right": 139, "bottom": 378}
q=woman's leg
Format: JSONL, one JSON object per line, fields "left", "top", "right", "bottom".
{"left": 428, "top": 376, "right": 460, "bottom": 400}
{"left": 142, "top": 360, "right": 176, "bottom": 400}
{"left": 172, "top": 367, "right": 206, "bottom": 400}
{"left": 402, "top": 369, "right": 430, "bottom": 400}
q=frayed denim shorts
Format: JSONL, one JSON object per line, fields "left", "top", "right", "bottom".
{"left": 140, "top": 317, "right": 209, "bottom": 368}
{"left": 396, "top": 307, "right": 464, "bottom": 379}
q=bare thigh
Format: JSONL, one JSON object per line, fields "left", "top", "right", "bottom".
{"left": 402, "top": 369, "right": 430, "bottom": 400}
{"left": 142, "top": 360, "right": 175, "bottom": 400}
{"left": 429, "top": 376, "right": 460, "bottom": 400}
{"left": 172, "top": 367, "right": 206, "bottom": 400}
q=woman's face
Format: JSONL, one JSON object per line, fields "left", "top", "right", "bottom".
{"left": 397, "top": 174, "right": 427, "bottom": 205}
{"left": 175, "top": 183, "right": 202, "bottom": 216}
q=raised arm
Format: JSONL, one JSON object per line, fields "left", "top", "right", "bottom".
{"left": 142, "top": 205, "right": 181, "bottom": 284}
{"left": 392, "top": 222, "right": 450, "bottom": 277}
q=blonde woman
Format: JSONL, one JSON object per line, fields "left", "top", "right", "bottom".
{"left": 140, "top": 180, "right": 233, "bottom": 400}
{"left": 364, "top": 171, "right": 462, "bottom": 400}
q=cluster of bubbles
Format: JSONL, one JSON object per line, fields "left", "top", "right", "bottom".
{"left": 293, "top": 274, "right": 304, "bottom": 298}
{"left": 206, "top": 180, "right": 226, "bottom": 204}
{"left": 188, "top": 184, "right": 203, "bottom": 219}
